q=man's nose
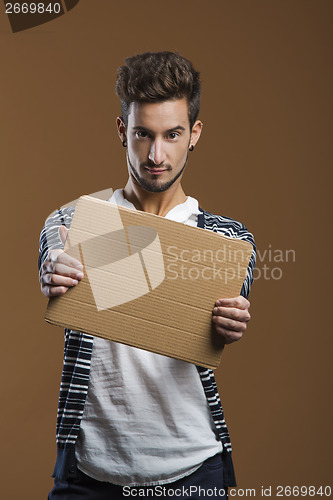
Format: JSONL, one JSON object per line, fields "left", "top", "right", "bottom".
{"left": 148, "top": 139, "right": 166, "bottom": 165}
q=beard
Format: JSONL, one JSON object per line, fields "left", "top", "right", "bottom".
{"left": 127, "top": 151, "right": 189, "bottom": 193}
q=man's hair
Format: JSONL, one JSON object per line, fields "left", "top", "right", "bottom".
{"left": 115, "top": 51, "right": 201, "bottom": 129}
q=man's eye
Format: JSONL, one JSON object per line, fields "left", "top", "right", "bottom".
{"left": 136, "top": 131, "right": 149, "bottom": 139}
{"left": 167, "top": 132, "right": 179, "bottom": 139}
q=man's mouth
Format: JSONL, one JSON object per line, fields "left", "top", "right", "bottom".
{"left": 144, "top": 167, "right": 169, "bottom": 175}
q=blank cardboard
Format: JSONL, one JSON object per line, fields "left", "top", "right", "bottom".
{"left": 45, "top": 195, "right": 253, "bottom": 368}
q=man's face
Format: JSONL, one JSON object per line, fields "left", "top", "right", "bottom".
{"left": 124, "top": 98, "right": 192, "bottom": 193}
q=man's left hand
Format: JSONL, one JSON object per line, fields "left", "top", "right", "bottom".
{"left": 212, "top": 296, "right": 251, "bottom": 344}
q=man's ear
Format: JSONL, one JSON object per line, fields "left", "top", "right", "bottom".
{"left": 189, "top": 120, "right": 203, "bottom": 148}
{"left": 116, "top": 116, "right": 127, "bottom": 143}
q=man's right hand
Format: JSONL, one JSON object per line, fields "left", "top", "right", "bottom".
{"left": 40, "top": 225, "right": 84, "bottom": 298}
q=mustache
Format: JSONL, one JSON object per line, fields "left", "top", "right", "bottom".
{"left": 141, "top": 162, "right": 172, "bottom": 170}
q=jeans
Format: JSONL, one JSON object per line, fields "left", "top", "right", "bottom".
{"left": 48, "top": 453, "right": 228, "bottom": 499}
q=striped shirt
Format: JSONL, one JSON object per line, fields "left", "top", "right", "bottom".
{"left": 38, "top": 202, "right": 256, "bottom": 487}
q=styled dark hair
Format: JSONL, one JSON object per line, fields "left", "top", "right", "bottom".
{"left": 115, "top": 51, "right": 201, "bottom": 128}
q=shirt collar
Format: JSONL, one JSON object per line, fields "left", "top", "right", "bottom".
{"left": 108, "top": 189, "right": 200, "bottom": 223}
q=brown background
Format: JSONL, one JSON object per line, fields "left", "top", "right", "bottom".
{"left": 0, "top": 1, "right": 332, "bottom": 498}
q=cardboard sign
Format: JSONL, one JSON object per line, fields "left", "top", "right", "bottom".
{"left": 45, "top": 195, "right": 253, "bottom": 368}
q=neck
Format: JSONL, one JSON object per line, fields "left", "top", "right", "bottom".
{"left": 123, "top": 179, "right": 187, "bottom": 217}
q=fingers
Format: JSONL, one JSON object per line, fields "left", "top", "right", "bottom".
{"left": 213, "top": 295, "right": 251, "bottom": 325}
{"left": 41, "top": 271, "right": 82, "bottom": 298}
{"left": 212, "top": 306, "right": 251, "bottom": 323}
{"left": 41, "top": 284, "right": 69, "bottom": 298}
{"left": 212, "top": 324, "right": 244, "bottom": 344}
{"left": 55, "top": 263, "right": 84, "bottom": 279}
{"left": 215, "top": 296, "right": 250, "bottom": 310}
{"left": 43, "top": 261, "right": 84, "bottom": 280}
{"left": 40, "top": 246, "right": 84, "bottom": 299}
{"left": 212, "top": 314, "right": 248, "bottom": 333}
{"left": 42, "top": 273, "right": 79, "bottom": 288}
{"left": 42, "top": 249, "right": 83, "bottom": 273}
{"left": 212, "top": 295, "right": 251, "bottom": 344}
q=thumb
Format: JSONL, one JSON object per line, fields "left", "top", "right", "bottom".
{"left": 59, "top": 225, "right": 68, "bottom": 246}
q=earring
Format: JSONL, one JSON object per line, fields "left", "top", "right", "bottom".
{"left": 122, "top": 140, "right": 127, "bottom": 148}
{"left": 189, "top": 145, "right": 194, "bottom": 151}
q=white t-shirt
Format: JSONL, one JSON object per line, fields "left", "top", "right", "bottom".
{"left": 75, "top": 189, "right": 222, "bottom": 486}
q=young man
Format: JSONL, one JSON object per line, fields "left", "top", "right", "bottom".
{"left": 39, "top": 51, "right": 256, "bottom": 499}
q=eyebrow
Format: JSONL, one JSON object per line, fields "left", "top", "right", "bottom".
{"left": 132, "top": 125, "right": 186, "bottom": 134}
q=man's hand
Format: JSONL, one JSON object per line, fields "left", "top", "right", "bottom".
{"left": 212, "top": 295, "right": 251, "bottom": 344}
{"left": 40, "top": 225, "right": 84, "bottom": 298}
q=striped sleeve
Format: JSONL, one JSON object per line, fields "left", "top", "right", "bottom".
{"left": 56, "top": 330, "right": 93, "bottom": 445}
{"left": 202, "top": 211, "right": 256, "bottom": 299}
{"left": 38, "top": 206, "right": 93, "bottom": 448}
{"left": 38, "top": 206, "right": 76, "bottom": 281}
{"left": 237, "top": 223, "right": 256, "bottom": 299}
